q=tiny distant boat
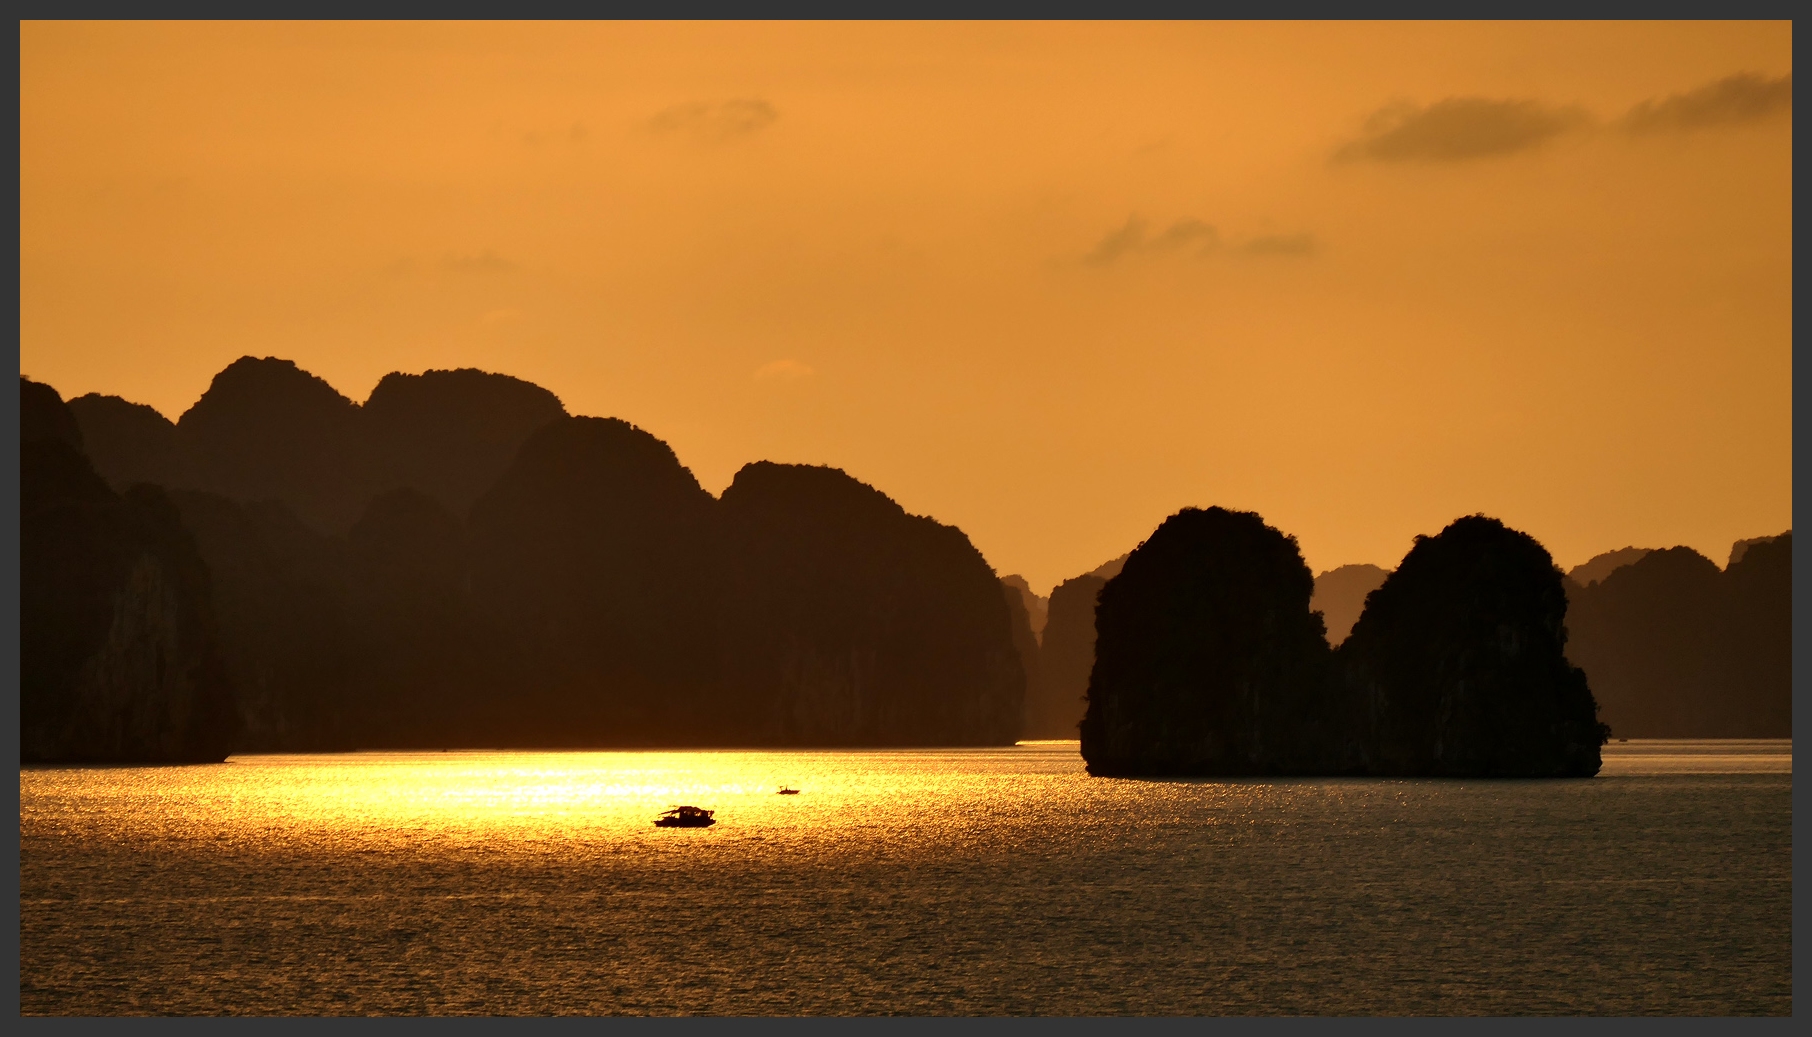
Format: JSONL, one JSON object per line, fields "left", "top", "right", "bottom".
{"left": 777, "top": 786, "right": 800, "bottom": 795}
{"left": 654, "top": 806, "right": 715, "bottom": 828}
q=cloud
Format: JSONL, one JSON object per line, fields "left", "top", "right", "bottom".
{"left": 442, "top": 250, "right": 517, "bottom": 273}
{"left": 1242, "top": 233, "right": 1316, "bottom": 257}
{"left": 1084, "top": 217, "right": 1314, "bottom": 266}
{"left": 1335, "top": 97, "right": 1590, "bottom": 162}
{"left": 754, "top": 358, "right": 814, "bottom": 382}
{"left": 647, "top": 99, "right": 778, "bottom": 142}
{"left": 1151, "top": 218, "right": 1218, "bottom": 251}
{"left": 1336, "top": 73, "right": 1789, "bottom": 165}
{"left": 1084, "top": 217, "right": 1219, "bottom": 266}
{"left": 1621, "top": 72, "right": 1792, "bottom": 134}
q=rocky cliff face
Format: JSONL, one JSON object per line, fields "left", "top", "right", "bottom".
{"left": 468, "top": 416, "right": 724, "bottom": 744}
{"left": 363, "top": 368, "right": 567, "bottom": 517}
{"left": 1311, "top": 563, "right": 1389, "bottom": 645}
{"left": 1564, "top": 534, "right": 1791, "bottom": 738}
{"left": 1721, "top": 533, "right": 1791, "bottom": 737}
{"left": 1030, "top": 573, "right": 1108, "bottom": 740}
{"left": 1336, "top": 516, "right": 1605, "bottom": 777}
{"left": 1000, "top": 575, "right": 1049, "bottom": 640}
{"left": 1081, "top": 507, "right": 1330, "bottom": 776}
{"left": 77, "top": 358, "right": 568, "bottom": 535}
{"left": 1566, "top": 546, "right": 1653, "bottom": 589}
{"left": 719, "top": 462, "right": 1024, "bottom": 746}
{"left": 67, "top": 393, "right": 183, "bottom": 492}
{"left": 28, "top": 358, "right": 1052, "bottom": 751}
{"left": 175, "top": 357, "right": 373, "bottom": 532}
{"left": 1001, "top": 581, "right": 1046, "bottom": 739}
{"left": 21, "top": 379, "right": 239, "bottom": 763}
{"left": 1080, "top": 508, "right": 1607, "bottom": 778}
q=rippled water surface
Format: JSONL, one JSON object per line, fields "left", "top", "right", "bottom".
{"left": 20, "top": 740, "right": 1791, "bottom": 1015}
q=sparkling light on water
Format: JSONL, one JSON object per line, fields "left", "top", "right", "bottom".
{"left": 20, "top": 741, "right": 1791, "bottom": 1015}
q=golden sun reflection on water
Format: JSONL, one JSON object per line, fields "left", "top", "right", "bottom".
{"left": 24, "top": 740, "right": 1788, "bottom": 853}
{"left": 20, "top": 740, "right": 1792, "bottom": 1015}
{"left": 31, "top": 746, "right": 1124, "bottom": 855}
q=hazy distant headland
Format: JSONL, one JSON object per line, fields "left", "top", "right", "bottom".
{"left": 1563, "top": 538, "right": 1790, "bottom": 738}
{"left": 21, "top": 361, "right": 1791, "bottom": 764}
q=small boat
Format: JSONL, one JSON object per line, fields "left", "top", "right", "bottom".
{"left": 654, "top": 805, "right": 715, "bottom": 828}
{"left": 777, "top": 786, "right": 800, "bottom": 795}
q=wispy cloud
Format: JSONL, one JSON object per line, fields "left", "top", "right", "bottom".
{"left": 647, "top": 99, "right": 779, "bottom": 142}
{"left": 1084, "top": 217, "right": 1219, "bottom": 266}
{"left": 1335, "top": 97, "right": 1590, "bottom": 163}
{"left": 754, "top": 358, "right": 814, "bottom": 382}
{"left": 1620, "top": 72, "right": 1792, "bottom": 134}
{"left": 1084, "top": 217, "right": 1311, "bottom": 266}
{"left": 1336, "top": 72, "right": 1792, "bottom": 165}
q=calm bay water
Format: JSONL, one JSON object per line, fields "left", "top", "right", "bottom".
{"left": 20, "top": 740, "right": 1791, "bottom": 1016}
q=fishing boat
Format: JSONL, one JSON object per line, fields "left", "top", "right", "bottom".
{"left": 654, "top": 805, "right": 715, "bottom": 828}
{"left": 777, "top": 786, "right": 800, "bottom": 795}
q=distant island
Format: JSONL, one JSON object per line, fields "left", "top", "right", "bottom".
{"left": 1563, "top": 537, "right": 1790, "bottom": 738}
{"left": 1309, "top": 563, "right": 1389, "bottom": 645}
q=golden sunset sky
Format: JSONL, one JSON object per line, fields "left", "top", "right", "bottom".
{"left": 20, "top": 21, "right": 1792, "bottom": 592}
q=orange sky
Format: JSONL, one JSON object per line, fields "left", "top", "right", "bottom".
{"left": 20, "top": 21, "right": 1792, "bottom": 593}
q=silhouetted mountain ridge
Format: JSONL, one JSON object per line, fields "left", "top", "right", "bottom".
{"left": 30, "top": 358, "right": 1030, "bottom": 754}
{"left": 1565, "top": 534, "right": 1789, "bottom": 737}
{"left": 1311, "top": 563, "right": 1389, "bottom": 645}
{"left": 28, "top": 356, "right": 1788, "bottom": 756}
{"left": 67, "top": 357, "right": 571, "bottom": 531}
{"left": 720, "top": 462, "right": 1024, "bottom": 745}
{"left": 1567, "top": 546, "right": 1653, "bottom": 588}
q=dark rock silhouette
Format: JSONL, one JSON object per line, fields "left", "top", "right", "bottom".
{"left": 22, "top": 376, "right": 85, "bottom": 451}
{"left": 30, "top": 358, "right": 1035, "bottom": 751}
{"left": 1722, "top": 532, "right": 1791, "bottom": 737}
{"left": 342, "top": 488, "right": 518, "bottom": 747}
{"left": 468, "top": 416, "right": 724, "bottom": 744}
{"left": 1728, "top": 535, "right": 1777, "bottom": 568}
{"left": 67, "top": 393, "right": 182, "bottom": 492}
{"left": 1081, "top": 507, "right": 1331, "bottom": 776}
{"left": 363, "top": 368, "right": 567, "bottom": 516}
{"left": 1089, "top": 554, "right": 1129, "bottom": 581}
{"left": 1311, "top": 563, "right": 1389, "bottom": 645}
{"left": 1001, "top": 580, "right": 1046, "bottom": 737}
{"left": 1564, "top": 535, "right": 1790, "bottom": 737}
{"left": 1562, "top": 547, "right": 1722, "bottom": 739}
{"left": 80, "top": 360, "right": 567, "bottom": 531}
{"left": 175, "top": 357, "right": 373, "bottom": 532}
{"left": 1021, "top": 553, "right": 1131, "bottom": 740}
{"left": 1081, "top": 510, "right": 1607, "bottom": 777}
{"left": 719, "top": 462, "right": 1024, "bottom": 745}
{"left": 1337, "top": 515, "right": 1605, "bottom": 777}
{"left": 1026, "top": 571, "right": 1109, "bottom": 739}
{"left": 21, "top": 378, "right": 238, "bottom": 763}
{"left": 1567, "top": 546, "right": 1653, "bottom": 588}
{"left": 1000, "top": 574, "right": 1049, "bottom": 641}
{"left": 167, "top": 489, "right": 361, "bottom": 750}
{"left": 168, "top": 485, "right": 517, "bottom": 752}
